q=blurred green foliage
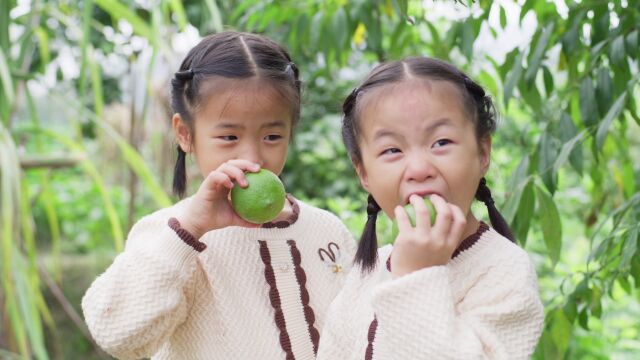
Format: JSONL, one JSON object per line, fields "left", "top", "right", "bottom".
{"left": 1, "top": 0, "right": 639, "bottom": 359}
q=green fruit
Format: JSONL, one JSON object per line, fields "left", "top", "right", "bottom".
{"left": 391, "top": 197, "right": 437, "bottom": 239}
{"left": 231, "top": 169, "right": 286, "bottom": 224}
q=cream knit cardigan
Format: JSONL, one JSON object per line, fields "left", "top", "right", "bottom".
{"left": 82, "top": 196, "right": 356, "bottom": 360}
{"left": 317, "top": 226, "right": 544, "bottom": 360}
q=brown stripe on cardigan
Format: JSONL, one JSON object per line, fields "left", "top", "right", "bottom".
{"left": 259, "top": 240, "right": 295, "bottom": 360}
{"left": 287, "top": 240, "right": 320, "bottom": 354}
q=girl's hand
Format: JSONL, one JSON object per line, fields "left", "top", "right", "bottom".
{"left": 390, "top": 194, "right": 466, "bottom": 277}
{"left": 177, "top": 160, "right": 262, "bottom": 239}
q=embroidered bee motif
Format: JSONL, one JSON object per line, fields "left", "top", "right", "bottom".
{"left": 318, "top": 242, "right": 343, "bottom": 273}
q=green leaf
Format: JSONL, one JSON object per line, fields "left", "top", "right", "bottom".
{"left": 169, "top": 0, "right": 188, "bottom": 30}
{"left": 536, "top": 184, "right": 562, "bottom": 265}
{"left": 551, "top": 309, "right": 572, "bottom": 358}
{"left": 579, "top": 78, "right": 598, "bottom": 128}
{"left": 94, "top": 0, "right": 154, "bottom": 42}
{"left": 503, "top": 50, "right": 524, "bottom": 106}
{"left": 0, "top": 46, "right": 14, "bottom": 105}
{"left": 525, "top": 22, "right": 554, "bottom": 83}
{"left": 512, "top": 180, "right": 535, "bottom": 245}
{"left": 609, "top": 35, "right": 626, "bottom": 68}
{"left": 620, "top": 227, "right": 638, "bottom": 270}
{"left": 595, "top": 67, "right": 613, "bottom": 117}
{"left": 392, "top": 0, "right": 408, "bottom": 17}
{"left": 460, "top": 20, "right": 474, "bottom": 60}
{"left": 204, "top": 0, "right": 223, "bottom": 33}
{"left": 561, "top": 9, "right": 586, "bottom": 54}
{"left": 499, "top": 5, "right": 507, "bottom": 28}
{"left": 596, "top": 91, "right": 627, "bottom": 149}
{"left": 537, "top": 132, "right": 558, "bottom": 194}
{"left": 625, "top": 29, "right": 638, "bottom": 55}
{"left": 542, "top": 66, "right": 553, "bottom": 96}
{"left": 332, "top": 8, "right": 348, "bottom": 51}
{"left": 553, "top": 130, "right": 585, "bottom": 174}
{"left": 558, "top": 113, "right": 583, "bottom": 174}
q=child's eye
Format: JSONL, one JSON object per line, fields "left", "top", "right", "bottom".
{"left": 381, "top": 148, "right": 401, "bottom": 156}
{"left": 218, "top": 135, "right": 238, "bottom": 141}
{"left": 433, "top": 139, "right": 452, "bottom": 148}
{"left": 264, "top": 134, "right": 283, "bottom": 141}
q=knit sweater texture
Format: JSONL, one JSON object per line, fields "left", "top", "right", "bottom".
{"left": 82, "top": 196, "right": 356, "bottom": 360}
{"left": 317, "top": 226, "right": 544, "bottom": 360}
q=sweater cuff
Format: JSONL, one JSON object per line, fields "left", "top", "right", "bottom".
{"left": 167, "top": 217, "right": 207, "bottom": 252}
{"left": 138, "top": 221, "right": 204, "bottom": 272}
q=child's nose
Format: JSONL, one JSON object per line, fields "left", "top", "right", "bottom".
{"left": 404, "top": 153, "right": 436, "bottom": 183}
{"left": 240, "top": 144, "right": 264, "bottom": 166}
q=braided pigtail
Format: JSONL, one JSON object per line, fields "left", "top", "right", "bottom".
{"left": 475, "top": 178, "right": 515, "bottom": 242}
{"left": 355, "top": 194, "right": 381, "bottom": 272}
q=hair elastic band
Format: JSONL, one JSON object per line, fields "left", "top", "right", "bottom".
{"left": 175, "top": 68, "right": 195, "bottom": 80}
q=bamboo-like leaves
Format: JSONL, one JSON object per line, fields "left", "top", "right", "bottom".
{"left": 535, "top": 184, "right": 562, "bottom": 265}
{"left": 0, "top": 46, "right": 14, "bottom": 105}
{"left": 596, "top": 91, "right": 627, "bottom": 150}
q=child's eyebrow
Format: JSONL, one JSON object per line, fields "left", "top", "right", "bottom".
{"left": 215, "top": 122, "right": 243, "bottom": 129}
{"left": 261, "top": 120, "right": 288, "bottom": 129}
{"left": 373, "top": 129, "right": 396, "bottom": 141}
{"left": 214, "top": 121, "right": 287, "bottom": 129}
{"left": 424, "top": 118, "right": 453, "bottom": 133}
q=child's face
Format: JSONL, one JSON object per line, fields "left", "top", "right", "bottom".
{"left": 174, "top": 78, "right": 293, "bottom": 178}
{"left": 355, "top": 80, "right": 491, "bottom": 221}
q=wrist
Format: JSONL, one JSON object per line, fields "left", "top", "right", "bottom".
{"left": 168, "top": 217, "right": 206, "bottom": 252}
{"left": 175, "top": 216, "right": 206, "bottom": 240}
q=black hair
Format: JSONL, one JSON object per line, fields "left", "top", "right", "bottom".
{"left": 342, "top": 57, "right": 515, "bottom": 272}
{"left": 170, "top": 31, "right": 301, "bottom": 197}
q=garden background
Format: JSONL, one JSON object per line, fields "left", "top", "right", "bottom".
{"left": 1, "top": 0, "right": 639, "bottom": 359}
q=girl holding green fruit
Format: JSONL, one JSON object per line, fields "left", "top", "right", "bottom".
{"left": 317, "top": 57, "right": 544, "bottom": 359}
{"left": 82, "top": 31, "right": 356, "bottom": 360}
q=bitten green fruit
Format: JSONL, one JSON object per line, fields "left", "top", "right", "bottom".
{"left": 391, "top": 197, "right": 438, "bottom": 239}
{"left": 230, "top": 169, "right": 286, "bottom": 224}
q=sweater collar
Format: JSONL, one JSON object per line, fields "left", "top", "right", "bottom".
{"left": 261, "top": 194, "right": 300, "bottom": 229}
{"left": 385, "top": 222, "right": 490, "bottom": 271}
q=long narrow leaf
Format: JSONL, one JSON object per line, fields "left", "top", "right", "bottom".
{"left": 94, "top": 0, "right": 154, "bottom": 42}
{"left": 596, "top": 91, "right": 627, "bottom": 149}
{"left": 0, "top": 124, "right": 29, "bottom": 356}
{"left": 0, "top": 46, "right": 15, "bottom": 104}
{"left": 536, "top": 184, "right": 562, "bottom": 265}
{"left": 36, "top": 128, "right": 125, "bottom": 251}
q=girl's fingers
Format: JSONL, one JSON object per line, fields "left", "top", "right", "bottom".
{"left": 429, "top": 194, "right": 453, "bottom": 234}
{"left": 224, "top": 159, "right": 261, "bottom": 173}
{"left": 447, "top": 204, "right": 467, "bottom": 247}
{"left": 410, "top": 195, "right": 432, "bottom": 230}
{"left": 218, "top": 163, "right": 249, "bottom": 187}
{"left": 394, "top": 205, "right": 412, "bottom": 231}
{"left": 205, "top": 171, "right": 234, "bottom": 190}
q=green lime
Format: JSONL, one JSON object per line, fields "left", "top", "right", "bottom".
{"left": 391, "top": 197, "right": 437, "bottom": 238}
{"left": 231, "top": 169, "right": 286, "bottom": 224}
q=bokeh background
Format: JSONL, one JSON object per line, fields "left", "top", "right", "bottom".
{"left": 1, "top": 0, "right": 639, "bottom": 359}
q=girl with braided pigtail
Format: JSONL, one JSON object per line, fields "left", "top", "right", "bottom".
{"left": 82, "top": 31, "right": 356, "bottom": 360}
{"left": 318, "top": 57, "right": 543, "bottom": 360}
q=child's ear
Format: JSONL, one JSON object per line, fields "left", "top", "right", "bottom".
{"left": 479, "top": 136, "right": 492, "bottom": 175}
{"left": 354, "top": 162, "right": 371, "bottom": 192}
{"left": 172, "top": 114, "right": 192, "bottom": 153}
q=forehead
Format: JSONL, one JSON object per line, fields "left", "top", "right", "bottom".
{"left": 358, "top": 79, "right": 470, "bottom": 135}
{"left": 196, "top": 77, "right": 295, "bottom": 123}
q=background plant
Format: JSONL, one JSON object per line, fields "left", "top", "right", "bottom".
{"left": 1, "top": 0, "right": 638, "bottom": 359}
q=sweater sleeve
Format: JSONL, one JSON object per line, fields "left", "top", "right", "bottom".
{"left": 370, "top": 259, "right": 544, "bottom": 360}
{"left": 316, "top": 284, "right": 361, "bottom": 360}
{"left": 81, "top": 216, "right": 203, "bottom": 360}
